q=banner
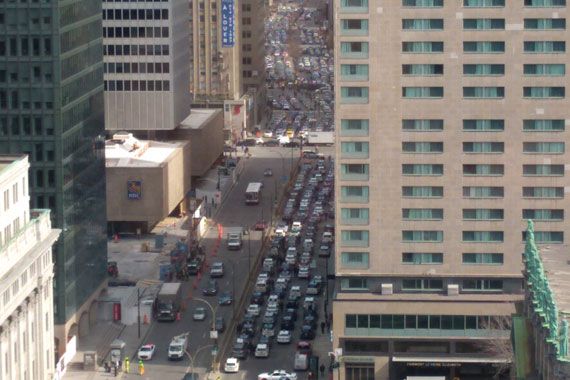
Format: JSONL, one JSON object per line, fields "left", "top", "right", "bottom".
{"left": 127, "top": 180, "right": 142, "bottom": 200}
{"left": 221, "top": 0, "right": 235, "bottom": 47}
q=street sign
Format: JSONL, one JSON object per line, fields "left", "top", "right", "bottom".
{"left": 210, "top": 330, "right": 218, "bottom": 339}
{"left": 211, "top": 346, "right": 218, "bottom": 356}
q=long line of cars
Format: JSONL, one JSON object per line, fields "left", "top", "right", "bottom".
{"left": 223, "top": 153, "right": 334, "bottom": 379}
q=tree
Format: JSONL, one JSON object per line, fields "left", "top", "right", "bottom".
{"left": 476, "top": 316, "right": 514, "bottom": 379}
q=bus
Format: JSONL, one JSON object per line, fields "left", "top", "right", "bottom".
{"left": 245, "top": 182, "right": 263, "bottom": 205}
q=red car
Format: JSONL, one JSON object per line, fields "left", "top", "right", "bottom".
{"left": 254, "top": 221, "right": 268, "bottom": 231}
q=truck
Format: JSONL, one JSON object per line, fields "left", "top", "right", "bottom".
{"left": 156, "top": 282, "right": 182, "bottom": 322}
{"left": 306, "top": 131, "right": 334, "bottom": 145}
{"left": 167, "top": 333, "right": 188, "bottom": 360}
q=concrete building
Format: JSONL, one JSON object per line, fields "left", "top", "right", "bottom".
{"left": 0, "top": 0, "right": 108, "bottom": 361}
{"left": 105, "top": 134, "right": 191, "bottom": 233}
{"left": 0, "top": 155, "right": 61, "bottom": 380}
{"left": 160, "top": 108, "right": 225, "bottom": 177}
{"left": 103, "top": 0, "right": 192, "bottom": 131}
{"left": 189, "top": 0, "right": 267, "bottom": 135}
{"left": 333, "top": 1, "right": 568, "bottom": 379}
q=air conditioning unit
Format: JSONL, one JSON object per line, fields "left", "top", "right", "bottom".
{"left": 447, "top": 284, "right": 459, "bottom": 296}
{"left": 381, "top": 283, "right": 393, "bottom": 295}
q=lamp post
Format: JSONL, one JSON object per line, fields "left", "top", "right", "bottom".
{"left": 185, "top": 344, "right": 214, "bottom": 378}
{"left": 192, "top": 298, "right": 218, "bottom": 369}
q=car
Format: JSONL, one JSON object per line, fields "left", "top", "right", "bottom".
{"left": 255, "top": 343, "right": 270, "bottom": 358}
{"left": 137, "top": 344, "right": 156, "bottom": 360}
{"left": 227, "top": 233, "right": 243, "bottom": 250}
{"left": 264, "top": 168, "right": 273, "bottom": 176}
{"left": 187, "top": 258, "right": 203, "bottom": 275}
{"left": 263, "top": 311, "right": 278, "bottom": 324}
{"left": 247, "top": 304, "right": 261, "bottom": 316}
{"left": 202, "top": 279, "right": 218, "bottom": 296}
{"left": 298, "top": 266, "right": 310, "bottom": 278}
{"left": 250, "top": 291, "right": 265, "bottom": 305}
{"left": 262, "top": 322, "right": 276, "bottom": 337}
{"left": 254, "top": 220, "right": 268, "bottom": 231}
{"left": 218, "top": 291, "right": 233, "bottom": 305}
{"left": 297, "top": 341, "right": 312, "bottom": 356}
{"left": 318, "top": 244, "right": 331, "bottom": 257}
{"left": 257, "top": 370, "right": 298, "bottom": 380}
{"left": 192, "top": 307, "right": 207, "bottom": 321}
{"left": 215, "top": 316, "right": 226, "bottom": 332}
{"left": 300, "top": 325, "right": 315, "bottom": 340}
{"left": 232, "top": 338, "right": 248, "bottom": 359}
{"left": 210, "top": 262, "right": 224, "bottom": 277}
{"left": 224, "top": 357, "right": 240, "bottom": 373}
{"left": 276, "top": 330, "right": 292, "bottom": 344}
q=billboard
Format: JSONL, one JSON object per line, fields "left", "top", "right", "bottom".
{"left": 221, "top": 0, "right": 235, "bottom": 47}
{"left": 127, "top": 180, "right": 142, "bottom": 200}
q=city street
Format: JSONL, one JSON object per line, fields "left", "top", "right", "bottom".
{"left": 124, "top": 146, "right": 300, "bottom": 379}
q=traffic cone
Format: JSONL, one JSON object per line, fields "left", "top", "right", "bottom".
{"left": 143, "top": 314, "right": 149, "bottom": 325}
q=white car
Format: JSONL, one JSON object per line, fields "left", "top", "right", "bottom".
{"left": 193, "top": 307, "right": 206, "bottom": 321}
{"left": 276, "top": 330, "right": 292, "bottom": 344}
{"left": 258, "top": 370, "right": 298, "bottom": 380}
{"left": 224, "top": 357, "right": 240, "bottom": 373}
{"left": 298, "top": 266, "right": 310, "bottom": 279}
{"left": 247, "top": 304, "right": 261, "bottom": 316}
{"left": 137, "top": 344, "right": 156, "bottom": 360}
{"left": 255, "top": 343, "right": 270, "bottom": 358}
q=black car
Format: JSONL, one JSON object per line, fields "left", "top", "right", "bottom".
{"left": 187, "top": 258, "right": 202, "bottom": 275}
{"left": 202, "top": 279, "right": 218, "bottom": 296}
{"left": 300, "top": 325, "right": 316, "bottom": 340}
{"left": 303, "top": 315, "right": 318, "bottom": 328}
{"left": 286, "top": 299, "right": 299, "bottom": 309}
{"left": 285, "top": 308, "right": 298, "bottom": 321}
{"left": 250, "top": 291, "right": 265, "bottom": 305}
{"left": 215, "top": 316, "right": 226, "bottom": 332}
{"left": 281, "top": 316, "right": 295, "bottom": 331}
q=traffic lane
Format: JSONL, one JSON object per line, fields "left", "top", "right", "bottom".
{"left": 138, "top": 151, "right": 288, "bottom": 379}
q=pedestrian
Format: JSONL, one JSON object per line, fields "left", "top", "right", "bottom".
{"left": 138, "top": 360, "right": 145, "bottom": 376}
{"left": 113, "top": 363, "right": 117, "bottom": 377}
{"left": 125, "top": 356, "right": 130, "bottom": 373}
{"left": 326, "top": 318, "right": 331, "bottom": 331}
{"left": 320, "top": 364, "right": 326, "bottom": 377}
{"left": 320, "top": 321, "right": 326, "bottom": 334}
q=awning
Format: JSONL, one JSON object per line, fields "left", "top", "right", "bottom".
{"left": 392, "top": 355, "right": 510, "bottom": 364}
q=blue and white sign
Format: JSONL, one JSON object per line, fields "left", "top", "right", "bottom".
{"left": 221, "top": 0, "right": 235, "bottom": 47}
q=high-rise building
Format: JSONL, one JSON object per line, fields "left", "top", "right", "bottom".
{"left": 0, "top": 155, "right": 61, "bottom": 380}
{"left": 0, "top": 0, "right": 108, "bottom": 359}
{"left": 189, "top": 0, "right": 267, "bottom": 133}
{"left": 102, "top": 0, "right": 192, "bottom": 131}
{"left": 333, "top": 1, "right": 568, "bottom": 379}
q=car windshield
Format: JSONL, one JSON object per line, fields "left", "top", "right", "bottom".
{"left": 140, "top": 346, "right": 152, "bottom": 352}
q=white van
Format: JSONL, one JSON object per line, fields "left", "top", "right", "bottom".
{"left": 294, "top": 353, "right": 308, "bottom": 370}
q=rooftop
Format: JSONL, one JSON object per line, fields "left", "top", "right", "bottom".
{"left": 180, "top": 108, "right": 220, "bottom": 130}
{"left": 0, "top": 154, "right": 28, "bottom": 173}
{"left": 105, "top": 133, "right": 184, "bottom": 168}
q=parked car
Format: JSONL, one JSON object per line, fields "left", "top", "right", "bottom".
{"left": 276, "top": 330, "right": 292, "bottom": 344}
{"left": 224, "top": 357, "right": 240, "bottom": 373}
{"left": 257, "top": 370, "right": 298, "bottom": 380}
{"left": 255, "top": 343, "right": 270, "bottom": 358}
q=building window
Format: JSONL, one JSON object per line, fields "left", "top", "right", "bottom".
{"left": 463, "top": 186, "right": 504, "bottom": 198}
{"left": 341, "top": 0, "right": 369, "bottom": 9}
{"left": 341, "top": 142, "right": 370, "bottom": 158}
{"left": 340, "top": 42, "right": 369, "bottom": 58}
{"left": 463, "top": 164, "right": 504, "bottom": 176}
{"left": 402, "top": 19, "right": 444, "bottom": 30}
{"left": 340, "top": 163, "right": 369, "bottom": 180}
{"left": 402, "top": 278, "right": 444, "bottom": 290}
{"left": 463, "top": 18, "right": 505, "bottom": 30}
{"left": 341, "top": 252, "right": 370, "bottom": 269}
{"left": 402, "top": 252, "right": 443, "bottom": 264}
{"left": 402, "top": 208, "right": 443, "bottom": 220}
{"left": 402, "top": 230, "right": 443, "bottom": 242}
{"left": 402, "top": 142, "right": 443, "bottom": 153}
{"left": 463, "top": 64, "right": 504, "bottom": 76}
{"left": 402, "top": 186, "right": 443, "bottom": 198}
{"left": 463, "top": 119, "right": 504, "bottom": 131}
{"left": 464, "top": 0, "right": 505, "bottom": 6}
{"left": 522, "top": 187, "right": 564, "bottom": 198}
{"left": 340, "top": 87, "right": 369, "bottom": 103}
{"left": 402, "top": 164, "right": 443, "bottom": 175}
{"left": 463, "top": 209, "right": 504, "bottom": 220}
{"left": 523, "top": 231, "right": 564, "bottom": 243}
{"left": 523, "top": 164, "right": 564, "bottom": 176}
{"left": 341, "top": 119, "right": 369, "bottom": 136}
{"left": 462, "top": 231, "right": 504, "bottom": 242}
{"left": 340, "top": 19, "right": 369, "bottom": 35}
{"left": 345, "top": 364, "right": 375, "bottom": 380}
{"left": 402, "top": 41, "right": 444, "bottom": 53}
{"left": 524, "top": 0, "right": 566, "bottom": 6}
{"left": 340, "top": 64, "right": 369, "bottom": 81}
{"left": 523, "top": 142, "right": 565, "bottom": 154}
{"left": 462, "top": 279, "right": 503, "bottom": 291}
{"left": 341, "top": 186, "right": 369, "bottom": 203}
{"left": 462, "top": 253, "right": 504, "bottom": 265}
{"left": 341, "top": 208, "right": 370, "bottom": 224}
{"left": 524, "top": 64, "right": 565, "bottom": 76}
{"left": 463, "top": 142, "right": 504, "bottom": 153}
{"left": 341, "top": 230, "right": 370, "bottom": 247}
{"left": 524, "top": 18, "right": 566, "bottom": 30}
{"left": 402, "top": 64, "right": 444, "bottom": 75}
{"left": 523, "top": 87, "right": 565, "bottom": 98}
{"left": 463, "top": 41, "right": 505, "bottom": 53}
{"left": 523, "top": 119, "right": 565, "bottom": 131}
{"left": 402, "top": 86, "right": 443, "bottom": 98}
{"left": 524, "top": 41, "right": 566, "bottom": 53}
{"left": 523, "top": 209, "right": 564, "bottom": 221}
{"left": 402, "top": 119, "right": 443, "bottom": 131}
{"left": 463, "top": 87, "right": 504, "bottom": 98}
{"left": 341, "top": 278, "right": 369, "bottom": 291}
{"left": 403, "top": 0, "right": 443, "bottom": 6}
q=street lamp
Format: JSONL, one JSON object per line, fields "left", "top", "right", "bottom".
{"left": 192, "top": 297, "right": 219, "bottom": 370}
{"left": 185, "top": 344, "right": 214, "bottom": 378}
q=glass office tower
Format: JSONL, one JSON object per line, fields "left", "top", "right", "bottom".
{"left": 0, "top": 0, "right": 107, "bottom": 337}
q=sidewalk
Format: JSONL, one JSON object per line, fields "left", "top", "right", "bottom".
{"left": 63, "top": 159, "right": 242, "bottom": 380}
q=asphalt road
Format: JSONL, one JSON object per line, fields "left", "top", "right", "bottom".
{"left": 128, "top": 147, "right": 300, "bottom": 380}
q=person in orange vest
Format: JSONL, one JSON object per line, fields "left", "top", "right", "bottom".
{"left": 138, "top": 359, "right": 144, "bottom": 376}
